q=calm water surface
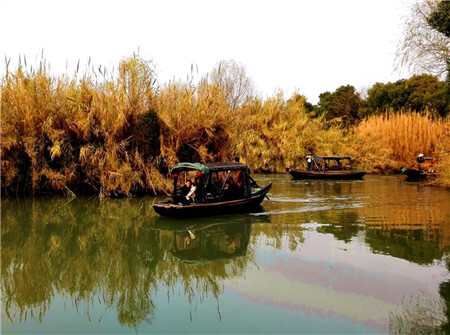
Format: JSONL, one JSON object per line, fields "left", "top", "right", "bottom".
{"left": 2, "top": 175, "right": 450, "bottom": 334}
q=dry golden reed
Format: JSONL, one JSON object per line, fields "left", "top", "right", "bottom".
{"left": 353, "top": 111, "right": 449, "bottom": 175}
{"left": 2, "top": 56, "right": 450, "bottom": 197}
{"left": 1, "top": 57, "right": 172, "bottom": 197}
{"left": 228, "top": 93, "right": 352, "bottom": 173}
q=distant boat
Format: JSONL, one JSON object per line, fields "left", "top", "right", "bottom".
{"left": 401, "top": 168, "right": 430, "bottom": 180}
{"left": 401, "top": 156, "right": 436, "bottom": 181}
{"left": 153, "top": 162, "right": 272, "bottom": 218}
{"left": 288, "top": 156, "right": 366, "bottom": 180}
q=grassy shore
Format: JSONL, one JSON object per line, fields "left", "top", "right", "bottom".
{"left": 2, "top": 57, "right": 449, "bottom": 196}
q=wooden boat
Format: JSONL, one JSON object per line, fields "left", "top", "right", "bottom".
{"left": 153, "top": 162, "right": 272, "bottom": 218}
{"left": 288, "top": 156, "right": 366, "bottom": 180}
{"left": 400, "top": 156, "right": 436, "bottom": 181}
{"left": 401, "top": 168, "right": 436, "bottom": 181}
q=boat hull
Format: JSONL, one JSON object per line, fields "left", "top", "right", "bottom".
{"left": 402, "top": 168, "right": 435, "bottom": 181}
{"left": 289, "top": 169, "right": 366, "bottom": 180}
{"left": 153, "top": 183, "right": 272, "bottom": 218}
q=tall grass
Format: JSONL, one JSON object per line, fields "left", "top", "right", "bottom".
{"left": 2, "top": 56, "right": 450, "bottom": 196}
{"left": 156, "top": 80, "right": 230, "bottom": 166}
{"left": 353, "top": 111, "right": 449, "bottom": 175}
{"left": 1, "top": 56, "right": 171, "bottom": 197}
{"left": 228, "top": 93, "right": 352, "bottom": 173}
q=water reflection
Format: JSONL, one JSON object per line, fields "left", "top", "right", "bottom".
{"left": 1, "top": 197, "right": 161, "bottom": 328}
{"left": 155, "top": 222, "right": 251, "bottom": 262}
{"left": 1, "top": 198, "right": 260, "bottom": 330}
{"left": 388, "top": 290, "right": 447, "bottom": 334}
{"left": 1, "top": 175, "right": 450, "bottom": 333}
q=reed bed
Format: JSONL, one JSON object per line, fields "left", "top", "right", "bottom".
{"left": 2, "top": 57, "right": 450, "bottom": 196}
{"left": 228, "top": 93, "right": 351, "bottom": 173}
{"left": 353, "top": 111, "right": 449, "bottom": 175}
{"left": 156, "top": 80, "right": 230, "bottom": 166}
{"left": 1, "top": 57, "right": 171, "bottom": 197}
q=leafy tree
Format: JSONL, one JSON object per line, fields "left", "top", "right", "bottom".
{"left": 427, "top": 0, "right": 450, "bottom": 38}
{"left": 397, "top": 0, "right": 450, "bottom": 81}
{"left": 318, "top": 85, "right": 364, "bottom": 127}
{"left": 365, "top": 74, "right": 449, "bottom": 117}
{"left": 303, "top": 101, "right": 320, "bottom": 117}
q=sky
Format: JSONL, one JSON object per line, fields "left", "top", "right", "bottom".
{"left": 1, "top": 0, "right": 414, "bottom": 104}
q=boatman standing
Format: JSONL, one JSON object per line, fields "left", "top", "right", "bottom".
{"left": 305, "top": 152, "right": 313, "bottom": 171}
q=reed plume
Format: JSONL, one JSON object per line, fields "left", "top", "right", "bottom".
{"left": 2, "top": 56, "right": 450, "bottom": 196}
{"left": 353, "top": 111, "right": 449, "bottom": 174}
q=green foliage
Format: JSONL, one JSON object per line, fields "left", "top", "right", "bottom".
{"left": 318, "top": 85, "right": 364, "bottom": 127}
{"left": 366, "top": 74, "right": 450, "bottom": 117}
{"left": 427, "top": 0, "right": 450, "bottom": 38}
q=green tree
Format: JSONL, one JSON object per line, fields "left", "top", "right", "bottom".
{"left": 318, "top": 85, "right": 363, "bottom": 127}
{"left": 365, "top": 74, "right": 449, "bottom": 117}
{"left": 427, "top": 0, "right": 450, "bottom": 38}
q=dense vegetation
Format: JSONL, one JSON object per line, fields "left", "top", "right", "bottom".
{"left": 305, "top": 74, "right": 450, "bottom": 123}
{"left": 1, "top": 56, "right": 449, "bottom": 196}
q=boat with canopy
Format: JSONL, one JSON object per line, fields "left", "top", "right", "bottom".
{"left": 153, "top": 162, "right": 272, "bottom": 218}
{"left": 288, "top": 156, "right": 366, "bottom": 180}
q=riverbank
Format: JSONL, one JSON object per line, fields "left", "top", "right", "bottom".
{"left": 2, "top": 57, "right": 449, "bottom": 196}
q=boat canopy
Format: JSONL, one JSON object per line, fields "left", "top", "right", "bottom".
{"left": 171, "top": 162, "right": 210, "bottom": 175}
{"left": 313, "top": 156, "right": 353, "bottom": 161}
{"left": 204, "top": 162, "right": 249, "bottom": 172}
{"left": 171, "top": 162, "right": 249, "bottom": 175}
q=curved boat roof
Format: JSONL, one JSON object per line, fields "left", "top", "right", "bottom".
{"left": 171, "top": 162, "right": 249, "bottom": 174}
{"left": 313, "top": 156, "right": 353, "bottom": 161}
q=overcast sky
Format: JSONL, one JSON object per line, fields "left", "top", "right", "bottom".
{"left": 1, "top": 0, "right": 413, "bottom": 104}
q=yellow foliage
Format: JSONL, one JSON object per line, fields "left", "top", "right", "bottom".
{"left": 353, "top": 111, "right": 449, "bottom": 174}
{"left": 2, "top": 57, "right": 449, "bottom": 196}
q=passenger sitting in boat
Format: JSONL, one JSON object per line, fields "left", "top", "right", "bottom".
{"left": 224, "top": 177, "right": 239, "bottom": 200}
{"left": 417, "top": 153, "right": 425, "bottom": 165}
{"left": 192, "top": 176, "right": 202, "bottom": 203}
{"left": 180, "top": 180, "right": 195, "bottom": 205}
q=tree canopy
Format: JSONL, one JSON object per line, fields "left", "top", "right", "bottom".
{"left": 317, "top": 85, "right": 364, "bottom": 127}
{"left": 365, "top": 74, "right": 450, "bottom": 117}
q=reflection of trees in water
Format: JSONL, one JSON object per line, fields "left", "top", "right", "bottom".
{"left": 302, "top": 180, "right": 357, "bottom": 197}
{"left": 1, "top": 197, "right": 161, "bottom": 328}
{"left": 387, "top": 256, "right": 450, "bottom": 333}
{"left": 365, "top": 229, "right": 444, "bottom": 265}
{"left": 250, "top": 220, "right": 305, "bottom": 252}
{"left": 439, "top": 279, "right": 450, "bottom": 334}
{"left": 155, "top": 223, "right": 253, "bottom": 306}
{"left": 315, "top": 211, "right": 361, "bottom": 243}
{"left": 1, "top": 198, "right": 252, "bottom": 329}
{"left": 2, "top": 190, "right": 449, "bottom": 330}
{"left": 357, "top": 201, "right": 450, "bottom": 265}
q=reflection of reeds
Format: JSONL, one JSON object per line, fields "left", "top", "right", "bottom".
{"left": 1, "top": 197, "right": 251, "bottom": 327}
{"left": 388, "top": 291, "right": 446, "bottom": 334}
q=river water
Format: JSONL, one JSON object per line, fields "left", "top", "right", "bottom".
{"left": 1, "top": 174, "right": 450, "bottom": 334}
